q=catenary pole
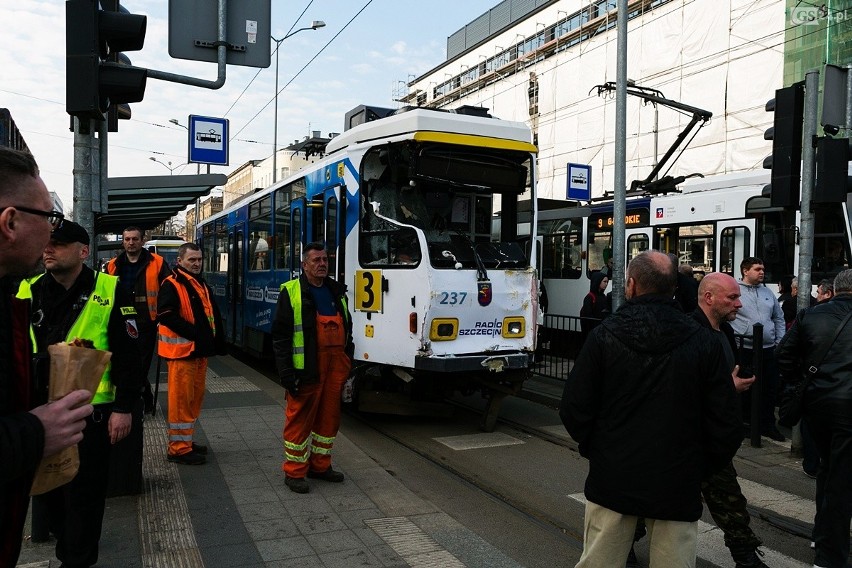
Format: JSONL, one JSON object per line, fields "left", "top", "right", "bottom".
{"left": 611, "top": 0, "right": 628, "bottom": 310}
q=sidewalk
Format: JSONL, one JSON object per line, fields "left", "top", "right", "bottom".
{"left": 17, "top": 355, "right": 521, "bottom": 568}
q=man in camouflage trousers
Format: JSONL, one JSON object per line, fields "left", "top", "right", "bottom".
{"left": 693, "top": 273, "right": 768, "bottom": 568}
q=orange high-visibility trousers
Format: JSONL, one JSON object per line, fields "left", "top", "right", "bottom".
{"left": 167, "top": 358, "right": 208, "bottom": 456}
{"left": 282, "top": 314, "right": 351, "bottom": 478}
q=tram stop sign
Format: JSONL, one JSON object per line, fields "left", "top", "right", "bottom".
{"left": 188, "top": 115, "right": 229, "bottom": 166}
{"left": 567, "top": 163, "right": 592, "bottom": 201}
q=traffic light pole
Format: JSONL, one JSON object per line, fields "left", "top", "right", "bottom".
{"left": 73, "top": 117, "right": 100, "bottom": 268}
{"left": 791, "top": 68, "right": 820, "bottom": 458}
{"left": 798, "top": 69, "right": 819, "bottom": 316}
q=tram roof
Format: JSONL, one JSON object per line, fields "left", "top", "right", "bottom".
{"left": 96, "top": 173, "right": 227, "bottom": 234}
{"left": 325, "top": 107, "right": 536, "bottom": 154}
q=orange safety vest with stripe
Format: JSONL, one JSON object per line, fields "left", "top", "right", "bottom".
{"left": 16, "top": 273, "right": 119, "bottom": 405}
{"left": 106, "top": 252, "right": 166, "bottom": 321}
{"left": 157, "top": 274, "right": 215, "bottom": 360}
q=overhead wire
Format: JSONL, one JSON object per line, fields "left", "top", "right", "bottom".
{"left": 230, "top": 0, "right": 375, "bottom": 140}
{"left": 222, "top": 1, "right": 315, "bottom": 118}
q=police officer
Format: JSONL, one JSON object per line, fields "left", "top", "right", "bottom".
{"left": 17, "top": 220, "right": 142, "bottom": 568}
{"left": 272, "top": 242, "right": 354, "bottom": 494}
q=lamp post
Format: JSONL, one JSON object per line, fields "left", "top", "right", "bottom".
{"left": 149, "top": 157, "right": 186, "bottom": 175}
{"left": 272, "top": 20, "right": 326, "bottom": 184}
{"left": 169, "top": 119, "right": 205, "bottom": 174}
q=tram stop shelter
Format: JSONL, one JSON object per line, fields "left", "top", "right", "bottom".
{"left": 96, "top": 173, "right": 227, "bottom": 235}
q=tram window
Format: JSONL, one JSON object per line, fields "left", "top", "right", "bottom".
{"left": 719, "top": 226, "right": 751, "bottom": 276}
{"left": 215, "top": 222, "right": 228, "bottom": 272}
{"left": 542, "top": 232, "right": 582, "bottom": 279}
{"left": 326, "top": 195, "right": 338, "bottom": 269}
{"left": 627, "top": 234, "right": 648, "bottom": 261}
{"left": 202, "top": 223, "right": 216, "bottom": 273}
{"left": 812, "top": 206, "right": 850, "bottom": 278}
{"left": 677, "top": 224, "right": 713, "bottom": 273}
{"left": 274, "top": 188, "right": 291, "bottom": 270}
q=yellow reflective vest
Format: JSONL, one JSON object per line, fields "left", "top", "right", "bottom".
{"left": 17, "top": 273, "right": 118, "bottom": 405}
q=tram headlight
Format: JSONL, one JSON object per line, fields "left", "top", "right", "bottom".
{"left": 502, "top": 317, "right": 525, "bottom": 338}
{"left": 429, "top": 318, "right": 458, "bottom": 341}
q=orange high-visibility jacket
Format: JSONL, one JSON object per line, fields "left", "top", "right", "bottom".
{"left": 106, "top": 251, "right": 167, "bottom": 322}
{"left": 157, "top": 274, "right": 214, "bottom": 360}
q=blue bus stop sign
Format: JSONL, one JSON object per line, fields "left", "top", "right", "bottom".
{"left": 567, "top": 163, "right": 591, "bottom": 201}
{"left": 188, "top": 115, "right": 229, "bottom": 166}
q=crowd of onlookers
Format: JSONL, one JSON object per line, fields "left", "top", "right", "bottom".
{"left": 567, "top": 251, "right": 851, "bottom": 568}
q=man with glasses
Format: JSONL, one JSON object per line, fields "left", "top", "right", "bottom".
{"left": 157, "top": 243, "right": 225, "bottom": 465}
{"left": 0, "top": 146, "right": 93, "bottom": 566}
{"left": 17, "top": 220, "right": 143, "bottom": 568}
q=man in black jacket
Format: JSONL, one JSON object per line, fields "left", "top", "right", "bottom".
{"left": 776, "top": 269, "right": 852, "bottom": 568}
{"left": 692, "top": 273, "right": 767, "bottom": 568}
{"left": 560, "top": 250, "right": 741, "bottom": 567}
{"left": 0, "top": 147, "right": 92, "bottom": 566}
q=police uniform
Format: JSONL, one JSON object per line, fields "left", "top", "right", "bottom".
{"left": 16, "top": 221, "right": 142, "bottom": 568}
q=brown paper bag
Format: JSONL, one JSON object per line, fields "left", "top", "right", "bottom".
{"left": 30, "top": 342, "right": 112, "bottom": 496}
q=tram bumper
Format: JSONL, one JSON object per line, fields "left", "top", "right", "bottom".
{"left": 414, "top": 352, "right": 530, "bottom": 374}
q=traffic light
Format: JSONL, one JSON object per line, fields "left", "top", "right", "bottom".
{"left": 763, "top": 82, "right": 805, "bottom": 208}
{"left": 814, "top": 137, "right": 850, "bottom": 203}
{"left": 66, "top": 0, "right": 148, "bottom": 121}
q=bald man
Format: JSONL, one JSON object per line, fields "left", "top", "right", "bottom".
{"left": 692, "top": 272, "right": 768, "bottom": 568}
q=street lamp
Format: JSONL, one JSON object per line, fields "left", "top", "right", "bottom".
{"left": 149, "top": 157, "right": 186, "bottom": 175}
{"left": 272, "top": 20, "right": 326, "bottom": 183}
{"left": 169, "top": 118, "right": 205, "bottom": 174}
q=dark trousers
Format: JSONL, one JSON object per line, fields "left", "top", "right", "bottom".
{"left": 802, "top": 417, "right": 821, "bottom": 476}
{"left": 806, "top": 397, "right": 852, "bottom": 568}
{"left": 139, "top": 325, "right": 157, "bottom": 409}
{"left": 740, "top": 347, "right": 779, "bottom": 432}
{"left": 42, "top": 406, "right": 113, "bottom": 567}
{"left": 701, "top": 462, "right": 761, "bottom": 550}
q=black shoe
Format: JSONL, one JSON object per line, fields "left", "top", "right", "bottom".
{"left": 167, "top": 451, "right": 206, "bottom": 465}
{"left": 625, "top": 545, "right": 641, "bottom": 568}
{"left": 192, "top": 442, "right": 208, "bottom": 455}
{"left": 285, "top": 476, "right": 310, "bottom": 493}
{"left": 731, "top": 546, "right": 768, "bottom": 568}
{"left": 762, "top": 427, "right": 786, "bottom": 442}
{"left": 307, "top": 467, "right": 344, "bottom": 482}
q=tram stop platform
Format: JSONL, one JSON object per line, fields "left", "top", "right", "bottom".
{"left": 16, "top": 355, "right": 524, "bottom": 568}
{"left": 16, "top": 356, "right": 808, "bottom": 568}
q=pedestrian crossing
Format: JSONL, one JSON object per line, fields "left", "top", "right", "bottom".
{"left": 567, "top": 493, "right": 811, "bottom": 567}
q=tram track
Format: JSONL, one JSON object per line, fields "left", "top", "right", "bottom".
{"left": 342, "top": 404, "right": 586, "bottom": 552}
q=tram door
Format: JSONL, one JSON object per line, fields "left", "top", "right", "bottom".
{"left": 228, "top": 224, "right": 245, "bottom": 345}
{"left": 322, "top": 186, "right": 345, "bottom": 281}
{"left": 716, "top": 219, "right": 754, "bottom": 277}
{"left": 290, "top": 198, "right": 306, "bottom": 277}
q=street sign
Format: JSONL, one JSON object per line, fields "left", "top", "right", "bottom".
{"left": 168, "top": 0, "right": 271, "bottom": 68}
{"left": 188, "top": 115, "right": 229, "bottom": 166}
{"left": 567, "top": 163, "right": 591, "bottom": 200}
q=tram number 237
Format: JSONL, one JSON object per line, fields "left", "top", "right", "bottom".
{"left": 355, "top": 270, "right": 383, "bottom": 312}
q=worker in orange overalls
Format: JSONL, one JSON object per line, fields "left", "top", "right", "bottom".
{"left": 272, "top": 242, "right": 353, "bottom": 494}
{"left": 157, "top": 243, "right": 225, "bottom": 465}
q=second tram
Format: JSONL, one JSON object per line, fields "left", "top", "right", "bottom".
{"left": 532, "top": 171, "right": 852, "bottom": 317}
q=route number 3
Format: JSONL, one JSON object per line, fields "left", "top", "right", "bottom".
{"left": 355, "top": 270, "right": 382, "bottom": 312}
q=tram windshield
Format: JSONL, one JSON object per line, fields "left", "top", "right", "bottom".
{"left": 359, "top": 142, "right": 532, "bottom": 269}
